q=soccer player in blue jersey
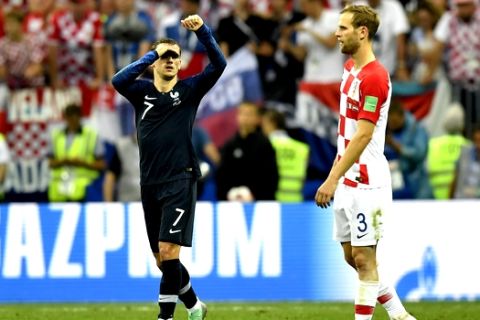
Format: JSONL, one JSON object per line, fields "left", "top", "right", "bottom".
{"left": 111, "top": 14, "right": 226, "bottom": 320}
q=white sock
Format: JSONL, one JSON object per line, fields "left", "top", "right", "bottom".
{"left": 187, "top": 299, "right": 202, "bottom": 313}
{"left": 378, "top": 282, "right": 407, "bottom": 318}
{"left": 355, "top": 280, "right": 379, "bottom": 320}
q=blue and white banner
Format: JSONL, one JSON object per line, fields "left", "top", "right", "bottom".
{"left": 196, "top": 47, "right": 263, "bottom": 121}
{"left": 0, "top": 201, "right": 478, "bottom": 303}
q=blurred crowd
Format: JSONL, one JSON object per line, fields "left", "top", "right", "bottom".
{"left": 0, "top": 0, "right": 479, "bottom": 202}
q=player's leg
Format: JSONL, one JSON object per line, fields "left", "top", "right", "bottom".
{"left": 333, "top": 186, "right": 377, "bottom": 319}
{"left": 159, "top": 178, "right": 206, "bottom": 320}
{"left": 156, "top": 243, "right": 182, "bottom": 320}
{"left": 339, "top": 241, "right": 379, "bottom": 319}
{"left": 371, "top": 188, "right": 415, "bottom": 320}
{"left": 342, "top": 240, "right": 415, "bottom": 319}
{"left": 142, "top": 184, "right": 180, "bottom": 320}
{"left": 349, "top": 188, "right": 386, "bottom": 320}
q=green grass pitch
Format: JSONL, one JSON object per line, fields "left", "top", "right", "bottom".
{"left": 1, "top": 301, "right": 480, "bottom": 319}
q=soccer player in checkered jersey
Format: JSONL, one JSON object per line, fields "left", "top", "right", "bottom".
{"left": 315, "top": 5, "right": 416, "bottom": 320}
{"left": 112, "top": 15, "right": 226, "bottom": 320}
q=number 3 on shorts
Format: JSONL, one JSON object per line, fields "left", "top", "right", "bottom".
{"left": 357, "top": 212, "right": 367, "bottom": 233}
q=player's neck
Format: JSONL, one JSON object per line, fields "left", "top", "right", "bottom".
{"left": 352, "top": 44, "right": 376, "bottom": 70}
{"left": 154, "top": 77, "right": 178, "bottom": 93}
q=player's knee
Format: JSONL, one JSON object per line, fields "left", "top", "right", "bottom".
{"left": 352, "top": 249, "right": 375, "bottom": 272}
{"left": 353, "top": 254, "right": 369, "bottom": 272}
{"left": 158, "top": 242, "right": 180, "bottom": 261}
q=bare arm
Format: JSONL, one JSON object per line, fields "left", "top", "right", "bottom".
{"left": 24, "top": 62, "right": 43, "bottom": 79}
{"left": 315, "top": 119, "right": 375, "bottom": 207}
{"left": 203, "top": 142, "right": 221, "bottom": 166}
{"left": 302, "top": 28, "right": 337, "bottom": 49}
{"left": 105, "top": 44, "right": 116, "bottom": 82}
{"left": 328, "top": 120, "right": 374, "bottom": 181}
{"left": 395, "top": 33, "right": 409, "bottom": 81}
{"left": 279, "top": 39, "right": 307, "bottom": 62}
{"left": 48, "top": 44, "right": 59, "bottom": 87}
{"left": 93, "top": 44, "right": 105, "bottom": 87}
{"left": 219, "top": 41, "right": 230, "bottom": 57}
{"left": 49, "top": 157, "right": 106, "bottom": 171}
{"left": 103, "top": 171, "right": 117, "bottom": 202}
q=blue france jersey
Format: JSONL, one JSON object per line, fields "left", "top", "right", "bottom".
{"left": 112, "top": 25, "right": 226, "bottom": 185}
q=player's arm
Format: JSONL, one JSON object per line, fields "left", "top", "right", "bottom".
{"left": 327, "top": 120, "right": 374, "bottom": 181}
{"left": 279, "top": 23, "right": 307, "bottom": 62}
{"left": 315, "top": 120, "right": 374, "bottom": 208}
{"left": 316, "top": 71, "right": 387, "bottom": 207}
{"left": 279, "top": 39, "right": 307, "bottom": 62}
{"left": 296, "top": 23, "right": 337, "bottom": 49}
{"left": 111, "top": 50, "right": 159, "bottom": 95}
{"left": 183, "top": 15, "right": 227, "bottom": 92}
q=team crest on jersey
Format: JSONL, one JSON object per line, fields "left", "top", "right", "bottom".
{"left": 170, "top": 91, "right": 181, "bottom": 106}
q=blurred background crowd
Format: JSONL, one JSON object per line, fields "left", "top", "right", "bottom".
{"left": 0, "top": 0, "right": 478, "bottom": 203}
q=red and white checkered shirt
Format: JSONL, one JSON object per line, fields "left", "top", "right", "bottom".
{"left": 24, "top": 12, "right": 49, "bottom": 55}
{"left": 0, "top": 34, "right": 45, "bottom": 87}
{"left": 47, "top": 9, "right": 104, "bottom": 86}
{"left": 337, "top": 58, "right": 391, "bottom": 189}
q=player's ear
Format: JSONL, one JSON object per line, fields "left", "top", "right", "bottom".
{"left": 360, "top": 26, "right": 368, "bottom": 41}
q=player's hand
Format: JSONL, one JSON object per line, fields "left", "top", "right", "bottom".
{"left": 155, "top": 46, "right": 169, "bottom": 58}
{"left": 181, "top": 15, "right": 204, "bottom": 31}
{"left": 315, "top": 178, "right": 337, "bottom": 208}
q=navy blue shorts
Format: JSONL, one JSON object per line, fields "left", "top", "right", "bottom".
{"left": 141, "top": 178, "right": 197, "bottom": 251}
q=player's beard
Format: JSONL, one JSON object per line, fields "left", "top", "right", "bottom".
{"left": 341, "top": 38, "right": 361, "bottom": 55}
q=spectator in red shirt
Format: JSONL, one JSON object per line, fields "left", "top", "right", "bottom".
{"left": 0, "top": 9, "right": 45, "bottom": 89}
{"left": 47, "top": 0, "right": 108, "bottom": 89}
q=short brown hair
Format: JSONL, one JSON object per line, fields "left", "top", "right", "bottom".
{"left": 63, "top": 104, "right": 82, "bottom": 117}
{"left": 341, "top": 5, "right": 380, "bottom": 40}
{"left": 151, "top": 38, "right": 181, "bottom": 55}
{"left": 263, "top": 109, "right": 287, "bottom": 130}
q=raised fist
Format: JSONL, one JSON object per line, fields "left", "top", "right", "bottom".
{"left": 181, "top": 15, "right": 204, "bottom": 31}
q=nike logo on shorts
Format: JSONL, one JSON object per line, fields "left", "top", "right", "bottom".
{"left": 169, "top": 229, "right": 181, "bottom": 234}
{"left": 357, "top": 233, "right": 367, "bottom": 239}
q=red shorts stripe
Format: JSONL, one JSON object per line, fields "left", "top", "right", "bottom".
{"left": 355, "top": 304, "right": 375, "bottom": 315}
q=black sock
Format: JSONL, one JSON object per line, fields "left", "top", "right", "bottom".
{"left": 178, "top": 262, "right": 198, "bottom": 309}
{"left": 158, "top": 259, "right": 182, "bottom": 319}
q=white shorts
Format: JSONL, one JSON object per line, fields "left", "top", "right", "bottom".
{"left": 333, "top": 184, "right": 392, "bottom": 246}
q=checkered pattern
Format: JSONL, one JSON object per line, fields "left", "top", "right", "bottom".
{"left": 24, "top": 12, "right": 49, "bottom": 55}
{"left": 337, "top": 59, "right": 391, "bottom": 189}
{"left": 7, "top": 122, "right": 49, "bottom": 160}
{"left": 0, "top": 34, "right": 45, "bottom": 88}
{"left": 47, "top": 9, "right": 104, "bottom": 86}
{"left": 448, "top": 8, "right": 480, "bottom": 89}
